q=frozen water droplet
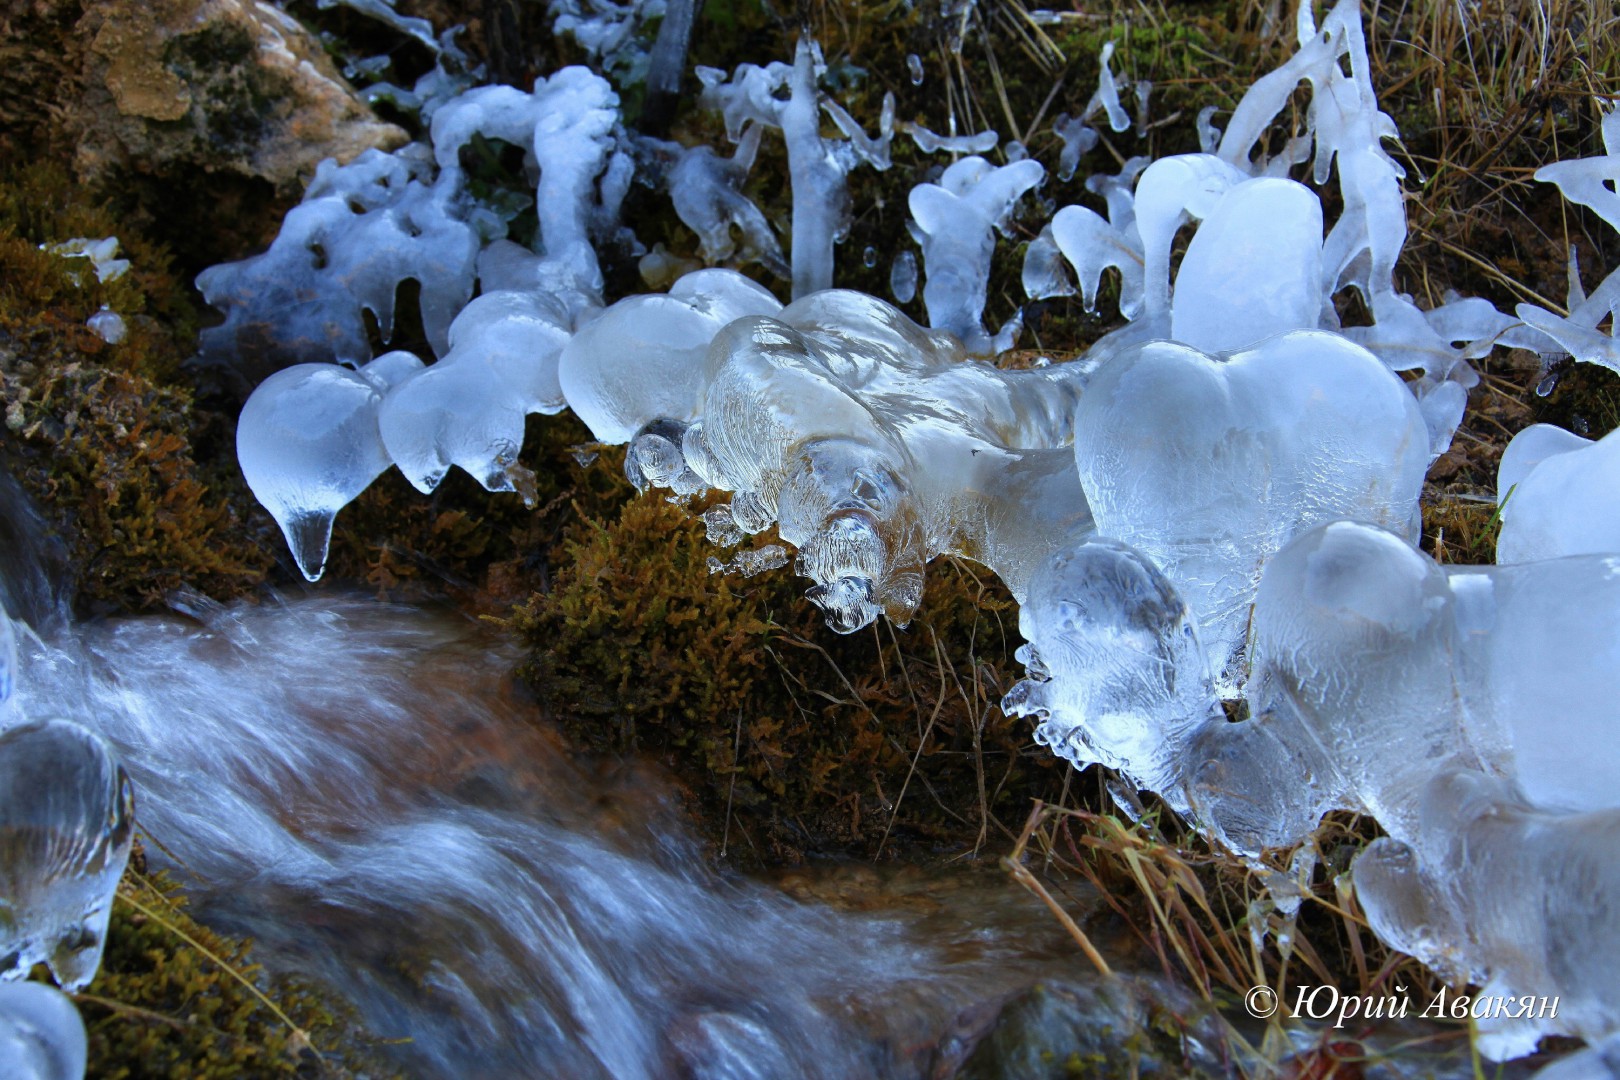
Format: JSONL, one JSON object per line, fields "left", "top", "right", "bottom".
{"left": 1004, "top": 141, "right": 1028, "bottom": 163}
{"left": 237, "top": 364, "right": 394, "bottom": 583}
{"left": 907, "top": 54, "right": 924, "bottom": 85}
{"left": 0, "top": 720, "right": 134, "bottom": 991}
{"left": 890, "top": 250, "right": 918, "bottom": 304}
{"left": 85, "top": 308, "right": 125, "bottom": 345}
{"left": 1573, "top": 415, "right": 1590, "bottom": 435}
{"left": 862, "top": 245, "right": 877, "bottom": 269}
{"left": 0, "top": 982, "right": 87, "bottom": 1080}
{"left": 1536, "top": 370, "right": 1561, "bottom": 397}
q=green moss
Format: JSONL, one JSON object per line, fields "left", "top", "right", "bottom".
{"left": 75, "top": 861, "right": 395, "bottom": 1079}
{"left": 0, "top": 162, "right": 275, "bottom": 613}
{"left": 510, "top": 478, "right": 1068, "bottom": 864}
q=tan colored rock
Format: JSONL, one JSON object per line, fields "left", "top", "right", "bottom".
{"left": 67, "top": 0, "right": 407, "bottom": 187}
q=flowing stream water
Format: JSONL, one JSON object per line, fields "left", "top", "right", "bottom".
{"left": 0, "top": 478, "right": 1498, "bottom": 1078}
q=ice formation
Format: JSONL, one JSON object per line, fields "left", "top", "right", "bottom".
{"left": 0, "top": 981, "right": 86, "bottom": 1080}
{"left": 908, "top": 156, "right": 1044, "bottom": 354}
{"left": 0, "top": 719, "right": 134, "bottom": 991}
{"left": 1516, "top": 108, "right": 1620, "bottom": 372}
{"left": 1051, "top": 42, "right": 1132, "bottom": 183}
{"left": 639, "top": 128, "right": 789, "bottom": 279}
{"left": 201, "top": 0, "right": 1620, "bottom": 1063}
{"left": 698, "top": 38, "right": 894, "bottom": 298}
{"left": 1008, "top": 520, "right": 1620, "bottom": 1053}
{"left": 1496, "top": 424, "right": 1620, "bottom": 563}
{"left": 238, "top": 354, "right": 417, "bottom": 581}
{"left": 1072, "top": 331, "right": 1427, "bottom": 690}
{"left": 197, "top": 148, "right": 478, "bottom": 377}
{"left": 565, "top": 289, "right": 1089, "bottom": 629}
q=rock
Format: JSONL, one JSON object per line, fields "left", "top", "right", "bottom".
{"left": 31, "top": 0, "right": 407, "bottom": 187}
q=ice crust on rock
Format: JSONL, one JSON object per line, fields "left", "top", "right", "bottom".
{"left": 1497, "top": 424, "right": 1620, "bottom": 563}
{"left": 0, "top": 720, "right": 134, "bottom": 991}
{"left": 0, "top": 982, "right": 87, "bottom": 1080}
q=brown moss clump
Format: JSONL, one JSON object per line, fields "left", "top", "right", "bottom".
{"left": 77, "top": 861, "right": 396, "bottom": 1079}
{"left": 510, "top": 473, "right": 1069, "bottom": 865}
{"left": 0, "top": 161, "right": 275, "bottom": 613}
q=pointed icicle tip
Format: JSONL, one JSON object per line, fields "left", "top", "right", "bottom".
{"left": 281, "top": 510, "right": 337, "bottom": 583}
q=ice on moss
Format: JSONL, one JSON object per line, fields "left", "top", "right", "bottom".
{"left": 42, "top": 238, "right": 128, "bottom": 285}
{"left": 377, "top": 291, "right": 576, "bottom": 502}
{"left": 637, "top": 291, "right": 1091, "bottom": 630}
{"left": 0, "top": 720, "right": 134, "bottom": 992}
{"left": 908, "top": 155, "right": 1044, "bottom": 353}
{"left": 1497, "top": 424, "right": 1620, "bottom": 564}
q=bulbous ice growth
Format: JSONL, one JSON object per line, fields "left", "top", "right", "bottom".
{"left": 0, "top": 981, "right": 87, "bottom": 1080}
{"left": 1192, "top": 522, "right": 1620, "bottom": 849}
{"left": 558, "top": 269, "right": 783, "bottom": 447}
{"left": 1001, "top": 540, "right": 1217, "bottom": 807}
{"left": 377, "top": 291, "right": 575, "bottom": 502}
{"left": 237, "top": 359, "right": 406, "bottom": 582}
{"left": 1167, "top": 177, "right": 1324, "bottom": 353}
{"left": 1354, "top": 770, "right": 1620, "bottom": 1061}
{"left": 700, "top": 293, "right": 1094, "bottom": 629}
{"left": 1496, "top": 424, "right": 1620, "bottom": 563}
{"left": 908, "top": 155, "right": 1045, "bottom": 354}
{"left": 0, "top": 720, "right": 134, "bottom": 991}
{"left": 1072, "top": 331, "right": 1428, "bottom": 693}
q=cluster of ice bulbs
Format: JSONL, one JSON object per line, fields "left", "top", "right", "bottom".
{"left": 211, "top": 0, "right": 1620, "bottom": 1066}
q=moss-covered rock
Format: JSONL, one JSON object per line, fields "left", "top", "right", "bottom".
{"left": 0, "top": 162, "right": 275, "bottom": 613}
{"left": 510, "top": 476, "right": 1070, "bottom": 865}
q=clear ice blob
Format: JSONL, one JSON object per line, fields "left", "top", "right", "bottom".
{"left": 1496, "top": 424, "right": 1619, "bottom": 564}
{"left": 237, "top": 362, "right": 398, "bottom": 582}
{"left": 1168, "top": 177, "right": 1323, "bottom": 353}
{"left": 1002, "top": 539, "right": 1217, "bottom": 806}
{"left": 1072, "top": 331, "right": 1428, "bottom": 693}
{"left": 0, "top": 981, "right": 87, "bottom": 1080}
{"left": 0, "top": 720, "right": 134, "bottom": 991}
{"left": 378, "top": 291, "right": 574, "bottom": 503}
{"left": 558, "top": 269, "right": 782, "bottom": 446}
